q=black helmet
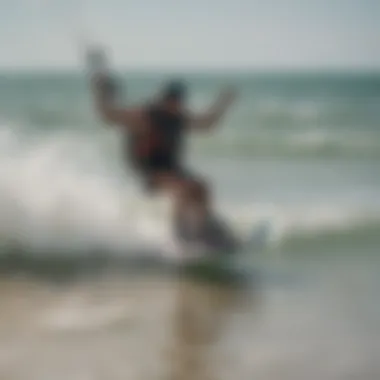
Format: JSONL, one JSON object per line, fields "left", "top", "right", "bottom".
{"left": 162, "top": 80, "right": 187, "bottom": 101}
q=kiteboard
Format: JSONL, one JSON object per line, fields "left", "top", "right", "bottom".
{"left": 171, "top": 215, "right": 271, "bottom": 279}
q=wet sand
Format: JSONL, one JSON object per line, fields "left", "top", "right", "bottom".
{"left": 0, "top": 252, "right": 379, "bottom": 380}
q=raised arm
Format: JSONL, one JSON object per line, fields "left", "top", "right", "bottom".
{"left": 87, "top": 46, "right": 142, "bottom": 131}
{"left": 188, "top": 88, "right": 237, "bottom": 132}
{"left": 91, "top": 73, "right": 140, "bottom": 128}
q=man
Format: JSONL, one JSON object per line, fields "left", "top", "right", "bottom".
{"left": 89, "top": 48, "right": 237, "bottom": 249}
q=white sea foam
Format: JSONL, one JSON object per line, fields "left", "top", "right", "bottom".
{"left": 0, "top": 122, "right": 379, "bottom": 258}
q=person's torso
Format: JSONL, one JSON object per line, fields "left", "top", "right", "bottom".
{"left": 126, "top": 104, "right": 187, "bottom": 165}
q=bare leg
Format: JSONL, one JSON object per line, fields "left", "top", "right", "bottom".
{"left": 175, "top": 180, "right": 238, "bottom": 250}
{"left": 174, "top": 179, "right": 211, "bottom": 237}
{"left": 148, "top": 172, "right": 210, "bottom": 237}
{"left": 149, "top": 172, "right": 237, "bottom": 249}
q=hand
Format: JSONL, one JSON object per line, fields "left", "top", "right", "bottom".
{"left": 86, "top": 46, "right": 108, "bottom": 73}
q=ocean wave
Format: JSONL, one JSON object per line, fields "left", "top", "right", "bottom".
{"left": 193, "top": 130, "right": 380, "bottom": 158}
{"left": 0, "top": 121, "right": 379, "bottom": 266}
{"left": 0, "top": 169, "right": 379, "bottom": 260}
{"left": 1, "top": 85, "right": 379, "bottom": 159}
{"left": 224, "top": 203, "right": 380, "bottom": 250}
{"left": 0, "top": 203, "right": 379, "bottom": 276}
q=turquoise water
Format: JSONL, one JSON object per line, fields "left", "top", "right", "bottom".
{"left": 0, "top": 71, "right": 379, "bottom": 379}
{"left": 1, "top": 72, "right": 380, "bottom": 159}
{"left": 0, "top": 71, "right": 379, "bottom": 256}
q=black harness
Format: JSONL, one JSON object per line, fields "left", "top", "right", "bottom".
{"left": 126, "top": 104, "right": 186, "bottom": 173}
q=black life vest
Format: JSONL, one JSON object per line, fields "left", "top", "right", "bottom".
{"left": 127, "top": 104, "right": 187, "bottom": 167}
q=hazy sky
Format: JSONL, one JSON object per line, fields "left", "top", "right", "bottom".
{"left": 0, "top": 0, "right": 379, "bottom": 70}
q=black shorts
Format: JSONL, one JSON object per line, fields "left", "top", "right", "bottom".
{"left": 130, "top": 154, "right": 191, "bottom": 192}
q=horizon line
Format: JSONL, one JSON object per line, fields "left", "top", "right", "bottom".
{"left": 0, "top": 65, "right": 379, "bottom": 75}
